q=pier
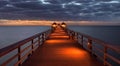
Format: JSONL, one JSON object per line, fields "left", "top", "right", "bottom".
{"left": 0, "top": 24, "right": 120, "bottom": 66}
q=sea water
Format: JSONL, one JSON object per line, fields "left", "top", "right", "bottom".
{"left": 0, "top": 26, "right": 50, "bottom": 49}
{"left": 68, "top": 26, "right": 120, "bottom": 46}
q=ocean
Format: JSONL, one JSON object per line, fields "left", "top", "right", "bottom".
{"left": 0, "top": 26, "right": 119, "bottom": 48}
{"left": 68, "top": 26, "right": 120, "bottom": 46}
{"left": 0, "top": 26, "right": 120, "bottom": 66}
{"left": 0, "top": 26, "right": 50, "bottom": 49}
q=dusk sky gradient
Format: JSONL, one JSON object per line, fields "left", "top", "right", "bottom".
{"left": 0, "top": 0, "right": 120, "bottom": 21}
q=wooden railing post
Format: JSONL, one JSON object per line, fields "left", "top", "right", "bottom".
{"left": 31, "top": 39, "right": 34, "bottom": 54}
{"left": 73, "top": 32, "right": 75, "bottom": 39}
{"left": 38, "top": 36, "right": 40, "bottom": 46}
{"left": 104, "top": 46, "right": 107, "bottom": 66}
{"left": 18, "top": 47, "right": 21, "bottom": 66}
{"left": 42, "top": 33, "right": 45, "bottom": 43}
{"left": 69, "top": 31, "right": 72, "bottom": 39}
{"left": 76, "top": 33, "right": 78, "bottom": 40}
{"left": 88, "top": 39, "right": 92, "bottom": 53}
{"left": 71, "top": 32, "right": 74, "bottom": 39}
{"left": 44, "top": 33, "right": 46, "bottom": 40}
{"left": 81, "top": 35, "right": 83, "bottom": 47}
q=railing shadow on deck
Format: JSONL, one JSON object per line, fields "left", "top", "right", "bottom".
{"left": 0, "top": 29, "right": 51, "bottom": 66}
{"left": 66, "top": 28, "right": 120, "bottom": 66}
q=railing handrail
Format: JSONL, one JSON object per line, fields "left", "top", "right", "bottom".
{"left": 0, "top": 29, "right": 51, "bottom": 66}
{"left": 78, "top": 32, "right": 120, "bottom": 53}
{"left": 0, "top": 29, "right": 51, "bottom": 57}
{"left": 66, "top": 28, "right": 120, "bottom": 53}
{"left": 0, "top": 33, "right": 38, "bottom": 57}
{"left": 66, "top": 28, "right": 120, "bottom": 66}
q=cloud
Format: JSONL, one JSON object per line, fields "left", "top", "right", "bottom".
{"left": 0, "top": 0, "right": 9, "bottom": 7}
{"left": 0, "top": 0, "right": 120, "bottom": 21}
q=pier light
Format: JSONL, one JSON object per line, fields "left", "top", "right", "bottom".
{"left": 61, "top": 22, "right": 66, "bottom": 28}
{"left": 52, "top": 24, "right": 57, "bottom": 28}
{"left": 87, "top": 39, "right": 92, "bottom": 53}
{"left": 88, "top": 42, "right": 90, "bottom": 46}
{"left": 52, "top": 22, "right": 57, "bottom": 28}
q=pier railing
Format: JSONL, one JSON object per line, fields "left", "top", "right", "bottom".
{"left": 0, "top": 26, "right": 120, "bottom": 66}
{"left": 0, "top": 29, "right": 51, "bottom": 66}
{"left": 67, "top": 28, "right": 120, "bottom": 66}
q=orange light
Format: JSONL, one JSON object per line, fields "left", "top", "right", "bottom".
{"left": 61, "top": 24, "right": 66, "bottom": 28}
{"left": 45, "top": 39, "right": 90, "bottom": 61}
{"left": 52, "top": 24, "right": 57, "bottom": 28}
{"left": 88, "top": 42, "right": 90, "bottom": 45}
{"left": 45, "top": 40, "right": 71, "bottom": 44}
{"left": 55, "top": 48, "right": 88, "bottom": 59}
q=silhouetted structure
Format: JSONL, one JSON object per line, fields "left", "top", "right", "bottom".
{"left": 61, "top": 22, "right": 67, "bottom": 29}
{"left": 51, "top": 22, "right": 57, "bottom": 32}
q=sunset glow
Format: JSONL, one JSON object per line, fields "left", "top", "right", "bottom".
{"left": 0, "top": 19, "right": 120, "bottom": 26}
{"left": 0, "top": 19, "right": 53, "bottom": 26}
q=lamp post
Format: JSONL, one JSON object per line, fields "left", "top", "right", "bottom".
{"left": 51, "top": 22, "right": 57, "bottom": 32}
{"left": 61, "top": 22, "right": 66, "bottom": 29}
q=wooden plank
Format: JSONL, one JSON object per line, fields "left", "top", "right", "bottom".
{"left": 22, "top": 26, "right": 103, "bottom": 66}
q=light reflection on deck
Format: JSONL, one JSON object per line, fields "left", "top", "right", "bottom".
{"left": 22, "top": 26, "right": 103, "bottom": 66}
{"left": 55, "top": 47, "right": 88, "bottom": 59}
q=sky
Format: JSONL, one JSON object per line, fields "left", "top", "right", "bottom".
{"left": 0, "top": 0, "right": 120, "bottom": 21}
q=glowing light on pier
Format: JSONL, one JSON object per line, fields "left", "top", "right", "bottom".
{"left": 56, "top": 48, "right": 88, "bottom": 59}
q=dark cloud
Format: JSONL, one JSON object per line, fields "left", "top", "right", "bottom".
{"left": 12, "top": 2, "right": 42, "bottom": 9}
{"left": 0, "top": 7, "right": 21, "bottom": 12}
{"left": 46, "top": 0, "right": 73, "bottom": 4}
{"left": 76, "top": 0, "right": 92, "bottom": 3}
{"left": 94, "top": 0, "right": 113, "bottom": 2}
{"left": 113, "top": 12, "right": 120, "bottom": 16}
{"left": 0, "top": 0, "right": 9, "bottom": 7}
{"left": 0, "top": 0, "right": 120, "bottom": 20}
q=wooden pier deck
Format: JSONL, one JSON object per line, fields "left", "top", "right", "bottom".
{"left": 22, "top": 26, "right": 103, "bottom": 66}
